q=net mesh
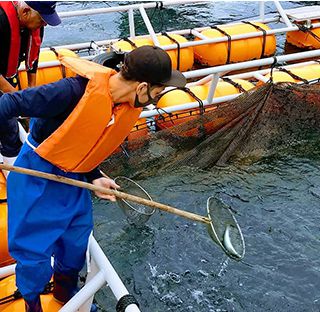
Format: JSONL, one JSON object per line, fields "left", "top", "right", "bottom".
{"left": 114, "top": 176, "right": 155, "bottom": 226}
{"left": 101, "top": 82, "right": 320, "bottom": 177}
{"left": 207, "top": 197, "right": 245, "bottom": 260}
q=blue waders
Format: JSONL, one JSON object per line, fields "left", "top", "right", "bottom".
{"left": 7, "top": 135, "right": 93, "bottom": 306}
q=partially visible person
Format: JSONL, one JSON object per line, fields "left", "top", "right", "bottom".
{"left": 0, "top": 46, "right": 186, "bottom": 311}
{"left": 0, "top": 1, "right": 61, "bottom": 176}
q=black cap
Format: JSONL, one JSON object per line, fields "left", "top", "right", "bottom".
{"left": 124, "top": 46, "right": 186, "bottom": 88}
{"left": 25, "top": 1, "right": 61, "bottom": 26}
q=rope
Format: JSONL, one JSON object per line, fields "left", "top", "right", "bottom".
{"left": 210, "top": 25, "right": 232, "bottom": 64}
{"left": 277, "top": 67, "right": 309, "bottom": 84}
{"left": 50, "top": 47, "right": 66, "bottom": 78}
{"left": 159, "top": 87, "right": 205, "bottom": 115}
{"left": 162, "top": 32, "right": 181, "bottom": 70}
{"left": 294, "top": 23, "right": 320, "bottom": 44}
{"left": 242, "top": 21, "right": 267, "bottom": 58}
{"left": 268, "top": 56, "right": 278, "bottom": 84}
{"left": 221, "top": 77, "right": 246, "bottom": 93}
{"left": 182, "top": 87, "right": 205, "bottom": 115}
{"left": 116, "top": 294, "right": 140, "bottom": 312}
{"left": 119, "top": 37, "right": 137, "bottom": 49}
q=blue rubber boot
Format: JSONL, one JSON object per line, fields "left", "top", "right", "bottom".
{"left": 53, "top": 272, "right": 97, "bottom": 312}
{"left": 24, "top": 296, "right": 43, "bottom": 312}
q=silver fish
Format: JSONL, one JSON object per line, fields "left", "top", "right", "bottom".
{"left": 223, "top": 225, "right": 241, "bottom": 258}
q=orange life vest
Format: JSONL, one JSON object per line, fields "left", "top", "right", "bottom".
{"left": 0, "top": 2, "right": 41, "bottom": 78}
{"left": 35, "top": 56, "right": 142, "bottom": 173}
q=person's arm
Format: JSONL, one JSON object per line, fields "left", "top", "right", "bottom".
{"left": 92, "top": 177, "right": 120, "bottom": 201}
{"left": 0, "top": 76, "right": 87, "bottom": 124}
{"left": 0, "top": 75, "right": 16, "bottom": 93}
{"left": 26, "top": 27, "right": 43, "bottom": 88}
{"left": 0, "top": 8, "right": 15, "bottom": 93}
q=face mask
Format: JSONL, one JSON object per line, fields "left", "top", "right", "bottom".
{"left": 134, "top": 84, "right": 160, "bottom": 108}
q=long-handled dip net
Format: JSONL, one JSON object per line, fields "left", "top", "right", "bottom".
{"left": 114, "top": 176, "right": 155, "bottom": 226}
{"left": 0, "top": 164, "right": 245, "bottom": 261}
{"left": 113, "top": 175, "right": 245, "bottom": 260}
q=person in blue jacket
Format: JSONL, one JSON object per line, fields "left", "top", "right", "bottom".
{"left": 0, "top": 46, "right": 186, "bottom": 312}
{"left": 0, "top": 1, "right": 61, "bottom": 176}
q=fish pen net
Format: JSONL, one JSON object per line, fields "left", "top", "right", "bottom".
{"left": 101, "top": 82, "right": 320, "bottom": 177}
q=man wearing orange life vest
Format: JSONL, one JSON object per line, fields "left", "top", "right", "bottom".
{"left": 0, "top": 45, "right": 186, "bottom": 312}
{"left": 0, "top": 1, "right": 61, "bottom": 176}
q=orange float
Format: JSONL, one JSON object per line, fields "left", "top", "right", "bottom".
{"left": 286, "top": 21, "right": 320, "bottom": 49}
{"left": 0, "top": 275, "right": 62, "bottom": 312}
{"left": 18, "top": 48, "right": 78, "bottom": 89}
{"left": 258, "top": 63, "right": 320, "bottom": 85}
{"left": 194, "top": 22, "right": 276, "bottom": 66}
{"left": 112, "top": 34, "right": 194, "bottom": 71}
{"left": 156, "top": 79, "right": 255, "bottom": 129}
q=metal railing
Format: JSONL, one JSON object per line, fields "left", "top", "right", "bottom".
{"left": 141, "top": 48, "right": 320, "bottom": 118}
{"left": 39, "top": 0, "right": 319, "bottom": 54}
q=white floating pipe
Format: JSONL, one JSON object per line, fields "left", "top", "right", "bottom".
{"left": 274, "top": 0, "right": 293, "bottom": 27}
{"left": 88, "top": 236, "right": 141, "bottom": 312}
{"left": 183, "top": 49, "right": 320, "bottom": 79}
{"left": 57, "top": 0, "right": 207, "bottom": 18}
{"left": 139, "top": 6, "right": 160, "bottom": 46}
{"left": 253, "top": 73, "right": 270, "bottom": 83}
{"left": 207, "top": 73, "right": 220, "bottom": 104}
{"left": 259, "top": 1, "right": 265, "bottom": 21}
{"left": 60, "top": 272, "right": 106, "bottom": 312}
{"left": 0, "top": 264, "right": 16, "bottom": 279}
{"left": 128, "top": 8, "right": 135, "bottom": 38}
{"left": 140, "top": 94, "right": 240, "bottom": 119}
{"left": 41, "top": 19, "right": 320, "bottom": 53}
{"left": 226, "top": 60, "right": 320, "bottom": 80}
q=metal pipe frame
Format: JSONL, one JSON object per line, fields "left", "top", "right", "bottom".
{"left": 43, "top": 1, "right": 319, "bottom": 54}
{"left": 60, "top": 235, "right": 141, "bottom": 312}
{"left": 57, "top": 0, "right": 205, "bottom": 18}
{"left": 141, "top": 49, "right": 320, "bottom": 118}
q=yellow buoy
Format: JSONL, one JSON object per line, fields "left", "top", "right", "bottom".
{"left": 156, "top": 34, "right": 194, "bottom": 71}
{"left": 194, "top": 22, "right": 276, "bottom": 66}
{"left": 0, "top": 172, "right": 14, "bottom": 268}
{"left": 112, "top": 34, "right": 194, "bottom": 71}
{"left": 112, "top": 37, "right": 153, "bottom": 52}
{"left": 0, "top": 275, "right": 62, "bottom": 312}
{"left": 18, "top": 48, "right": 78, "bottom": 89}
{"left": 258, "top": 63, "right": 320, "bottom": 85}
{"left": 286, "top": 21, "right": 320, "bottom": 49}
{"left": 157, "top": 79, "right": 254, "bottom": 109}
{"left": 156, "top": 79, "right": 255, "bottom": 129}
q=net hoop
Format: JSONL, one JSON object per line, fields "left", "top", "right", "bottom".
{"left": 207, "top": 196, "right": 245, "bottom": 261}
{"left": 114, "top": 176, "right": 155, "bottom": 225}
